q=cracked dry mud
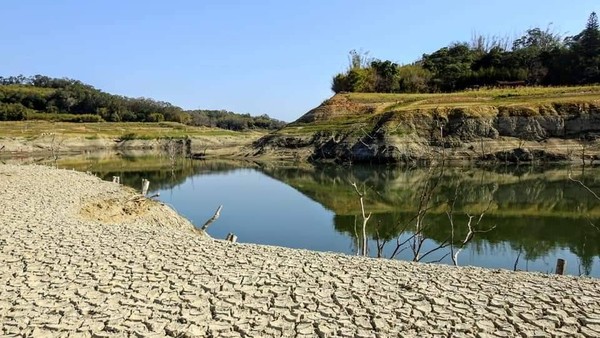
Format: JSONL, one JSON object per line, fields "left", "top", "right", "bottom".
{"left": 1, "top": 164, "right": 599, "bottom": 338}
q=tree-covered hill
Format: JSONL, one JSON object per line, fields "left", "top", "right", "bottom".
{"left": 0, "top": 75, "right": 285, "bottom": 131}
{"left": 333, "top": 12, "right": 600, "bottom": 94}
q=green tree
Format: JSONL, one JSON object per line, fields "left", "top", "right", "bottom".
{"left": 396, "top": 64, "right": 431, "bottom": 93}
{"left": 570, "top": 12, "right": 600, "bottom": 83}
{"left": 0, "top": 103, "right": 29, "bottom": 121}
{"left": 422, "top": 43, "right": 475, "bottom": 91}
{"left": 370, "top": 60, "right": 399, "bottom": 93}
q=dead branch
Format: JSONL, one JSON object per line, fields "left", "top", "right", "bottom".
{"left": 425, "top": 252, "right": 451, "bottom": 264}
{"left": 568, "top": 172, "right": 600, "bottom": 201}
{"left": 351, "top": 181, "right": 371, "bottom": 256}
{"left": 49, "top": 133, "right": 65, "bottom": 167}
{"left": 388, "top": 221, "right": 413, "bottom": 259}
{"left": 447, "top": 187, "right": 495, "bottom": 266}
{"left": 586, "top": 217, "right": 600, "bottom": 232}
{"left": 141, "top": 179, "right": 150, "bottom": 196}
{"left": 374, "top": 224, "right": 388, "bottom": 258}
{"left": 452, "top": 215, "right": 475, "bottom": 265}
{"left": 201, "top": 205, "right": 223, "bottom": 231}
{"left": 388, "top": 165, "right": 447, "bottom": 261}
{"left": 568, "top": 172, "right": 600, "bottom": 230}
{"left": 418, "top": 238, "right": 451, "bottom": 261}
{"left": 353, "top": 215, "right": 360, "bottom": 256}
{"left": 409, "top": 166, "right": 445, "bottom": 261}
{"left": 447, "top": 186, "right": 459, "bottom": 264}
{"left": 513, "top": 246, "right": 522, "bottom": 271}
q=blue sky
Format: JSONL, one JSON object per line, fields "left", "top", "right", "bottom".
{"left": 2, "top": 1, "right": 598, "bottom": 121}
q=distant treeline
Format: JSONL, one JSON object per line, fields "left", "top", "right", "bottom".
{"left": 0, "top": 75, "right": 285, "bottom": 130}
{"left": 188, "top": 109, "right": 285, "bottom": 131}
{"left": 333, "top": 12, "right": 600, "bottom": 93}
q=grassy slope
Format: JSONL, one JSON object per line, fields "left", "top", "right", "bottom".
{"left": 346, "top": 85, "right": 600, "bottom": 106}
{"left": 281, "top": 85, "right": 600, "bottom": 135}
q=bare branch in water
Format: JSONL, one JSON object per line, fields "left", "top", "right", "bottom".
{"left": 568, "top": 172, "right": 600, "bottom": 201}
{"left": 568, "top": 172, "right": 600, "bottom": 230}
{"left": 201, "top": 205, "right": 223, "bottom": 231}
{"left": 447, "top": 188, "right": 495, "bottom": 266}
{"left": 351, "top": 181, "right": 371, "bottom": 256}
{"left": 513, "top": 246, "right": 522, "bottom": 271}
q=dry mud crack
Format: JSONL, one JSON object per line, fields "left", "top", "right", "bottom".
{"left": 0, "top": 164, "right": 599, "bottom": 337}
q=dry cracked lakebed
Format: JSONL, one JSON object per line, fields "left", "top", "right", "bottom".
{"left": 0, "top": 164, "right": 599, "bottom": 337}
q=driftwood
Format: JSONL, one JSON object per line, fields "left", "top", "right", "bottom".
{"left": 201, "top": 205, "right": 223, "bottom": 231}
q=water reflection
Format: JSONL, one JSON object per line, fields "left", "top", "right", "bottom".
{"left": 262, "top": 164, "right": 600, "bottom": 275}
{"left": 44, "top": 153, "right": 600, "bottom": 277}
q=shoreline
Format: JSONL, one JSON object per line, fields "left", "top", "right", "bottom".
{"left": 1, "top": 164, "right": 599, "bottom": 337}
{"left": 1, "top": 120, "right": 598, "bottom": 165}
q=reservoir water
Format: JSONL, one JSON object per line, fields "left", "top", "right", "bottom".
{"left": 48, "top": 153, "right": 600, "bottom": 277}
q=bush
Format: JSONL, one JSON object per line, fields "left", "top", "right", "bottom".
{"left": 146, "top": 113, "right": 165, "bottom": 122}
{"left": 75, "top": 114, "right": 104, "bottom": 122}
{"left": 0, "top": 103, "right": 29, "bottom": 121}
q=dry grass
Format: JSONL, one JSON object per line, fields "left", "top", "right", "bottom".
{"left": 346, "top": 85, "right": 600, "bottom": 106}
{"left": 345, "top": 86, "right": 600, "bottom": 116}
{"left": 0, "top": 121, "right": 263, "bottom": 139}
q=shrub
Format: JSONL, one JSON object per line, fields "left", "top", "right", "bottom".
{"left": 0, "top": 103, "right": 29, "bottom": 121}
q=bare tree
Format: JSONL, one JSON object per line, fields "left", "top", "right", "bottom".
{"left": 351, "top": 181, "right": 371, "bottom": 256}
{"left": 446, "top": 189, "right": 496, "bottom": 266}
{"left": 355, "top": 164, "right": 495, "bottom": 266}
{"left": 49, "top": 133, "right": 65, "bottom": 167}
{"left": 385, "top": 165, "right": 451, "bottom": 262}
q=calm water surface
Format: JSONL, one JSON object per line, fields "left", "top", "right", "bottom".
{"left": 53, "top": 154, "right": 600, "bottom": 277}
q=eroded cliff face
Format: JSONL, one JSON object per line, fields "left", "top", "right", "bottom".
{"left": 254, "top": 95, "right": 600, "bottom": 164}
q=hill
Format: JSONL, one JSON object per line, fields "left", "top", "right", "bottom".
{"left": 0, "top": 75, "right": 285, "bottom": 131}
{"left": 254, "top": 86, "right": 600, "bottom": 163}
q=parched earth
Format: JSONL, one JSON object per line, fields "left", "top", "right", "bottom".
{"left": 0, "top": 165, "right": 599, "bottom": 337}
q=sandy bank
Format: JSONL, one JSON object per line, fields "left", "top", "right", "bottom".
{"left": 0, "top": 164, "right": 599, "bottom": 337}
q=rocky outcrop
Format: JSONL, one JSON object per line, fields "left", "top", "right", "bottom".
{"left": 255, "top": 96, "right": 600, "bottom": 164}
